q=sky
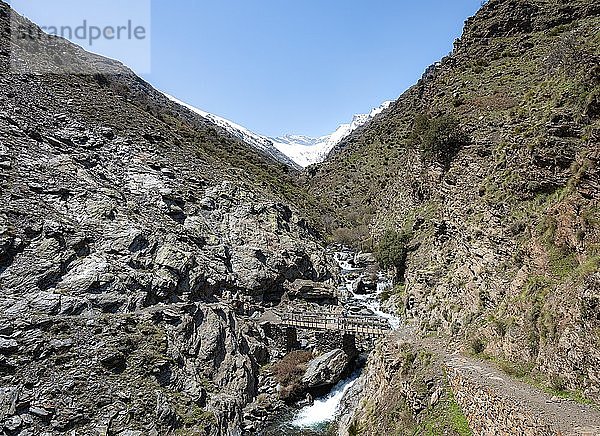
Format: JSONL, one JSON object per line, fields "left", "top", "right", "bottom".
{"left": 11, "top": 0, "right": 483, "bottom": 137}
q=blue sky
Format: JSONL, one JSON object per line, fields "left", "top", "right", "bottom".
{"left": 12, "top": 1, "right": 482, "bottom": 137}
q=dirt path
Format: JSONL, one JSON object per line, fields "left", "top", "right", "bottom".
{"left": 390, "top": 328, "right": 600, "bottom": 435}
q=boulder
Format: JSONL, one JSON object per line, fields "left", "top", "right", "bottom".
{"left": 27, "top": 292, "right": 61, "bottom": 315}
{"left": 286, "top": 279, "right": 336, "bottom": 302}
{"left": 0, "top": 338, "right": 18, "bottom": 354}
{"left": 4, "top": 415, "right": 22, "bottom": 431}
{"left": 302, "top": 349, "right": 348, "bottom": 388}
{"left": 353, "top": 252, "right": 377, "bottom": 267}
{"left": 99, "top": 351, "right": 126, "bottom": 371}
{"left": 352, "top": 278, "right": 377, "bottom": 295}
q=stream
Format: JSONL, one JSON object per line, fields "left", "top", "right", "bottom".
{"left": 264, "top": 247, "right": 401, "bottom": 435}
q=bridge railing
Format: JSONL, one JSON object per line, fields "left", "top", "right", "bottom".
{"left": 280, "top": 311, "right": 391, "bottom": 335}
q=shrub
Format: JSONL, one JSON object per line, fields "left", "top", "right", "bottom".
{"left": 410, "top": 114, "right": 469, "bottom": 167}
{"left": 584, "top": 86, "right": 600, "bottom": 119}
{"left": 469, "top": 338, "right": 485, "bottom": 355}
{"left": 375, "top": 230, "right": 411, "bottom": 278}
{"left": 497, "top": 359, "right": 532, "bottom": 379}
{"left": 332, "top": 225, "right": 373, "bottom": 251}
{"left": 549, "top": 374, "right": 567, "bottom": 392}
{"left": 272, "top": 350, "right": 313, "bottom": 401}
{"left": 348, "top": 420, "right": 360, "bottom": 436}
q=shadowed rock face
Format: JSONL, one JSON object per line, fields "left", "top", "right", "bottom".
{"left": 0, "top": 2, "right": 333, "bottom": 434}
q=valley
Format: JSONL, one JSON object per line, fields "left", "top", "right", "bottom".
{"left": 1, "top": 0, "right": 599, "bottom": 435}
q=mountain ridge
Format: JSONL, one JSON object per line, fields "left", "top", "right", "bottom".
{"left": 164, "top": 93, "right": 303, "bottom": 170}
{"left": 164, "top": 93, "right": 393, "bottom": 168}
{"left": 271, "top": 101, "right": 393, "bottom": 167}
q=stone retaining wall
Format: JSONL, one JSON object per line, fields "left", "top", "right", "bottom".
{"left": 445, "top": 365, "right": 555, "bottom": 436}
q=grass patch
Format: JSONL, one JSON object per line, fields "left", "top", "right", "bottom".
{"left": 540, "top": 387, "right": 596, "bottom": 406}
{"left": 496, "top": 359, "right": 534, "bottom": 379}
{"left": 548, "top": 248, "right": 578, "bottom": 279}
{"left": 413, "top": 389, "right": 472, "bottom": 436}
{"left": 574, "top": 255, "right": 600, "bottom": 279}
{"left": 520, "top": 275, "right": 553, "bottom": 301}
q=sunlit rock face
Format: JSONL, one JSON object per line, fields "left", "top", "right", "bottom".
{"left": 0, "top": 2, "right": 333, "bottom": 434}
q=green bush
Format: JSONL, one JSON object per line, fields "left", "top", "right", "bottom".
{"left": 469, "top": 338, "right": 486, "bottom": 355}
{"left": 348, "top": 420, "right": 360, "bottom": 436}
{"left": 410, "top": 114, "right": 469, "bottom": 166}
{"left": 376, "top": 230, "right": 411, "bottom": 277}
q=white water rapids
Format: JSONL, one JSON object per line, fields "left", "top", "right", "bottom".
{"left": 347, "top": 271, "right": 402, "bottom": 330}
{"left": 290, "top": 248, "right": 401, "bottom": 430}
{"left": 291, "top": 371, "right": 361, "bottom": 428}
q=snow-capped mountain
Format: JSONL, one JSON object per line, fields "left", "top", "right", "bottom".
{"left": 165, "top": 93, "right": 392, "bottom": 169}
{"left": 164, "top": 94, "right": 300, "bottom": 169}
{"left": 270, "top": 101, "right": 393, "bottom": 167}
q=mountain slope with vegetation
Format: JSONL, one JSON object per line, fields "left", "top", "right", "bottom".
{"left": 310, "top": 0, "right": 600, "bottom": 402}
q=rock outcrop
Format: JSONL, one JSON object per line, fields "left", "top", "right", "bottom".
{"left": 285, "top": 279, "right": 337, "bottom": 303}
{"left": 0, "top": 2, "right": 333, "bottom": 434}
{"left": 337, "top": 340, "right": 456, "bottom": 436}
{"left": 0, "top": 303, "right": 264, "bottom": 435}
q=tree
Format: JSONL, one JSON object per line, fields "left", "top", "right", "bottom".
{"left": 410, "top": 114, "right": 469, "bottom": 167}
{"left": 376, "top": 229, "right": 411, "bottom": 280}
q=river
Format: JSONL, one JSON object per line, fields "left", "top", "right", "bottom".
{"left": 263, "top": 247, "right": 401, "bottom": 435}
{"left": 263, "top": 370, "right": 361, "bottom": 435}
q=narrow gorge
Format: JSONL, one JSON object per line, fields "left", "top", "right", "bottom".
{"left": 1, "top": 0, "right": 600, "bottom": 435}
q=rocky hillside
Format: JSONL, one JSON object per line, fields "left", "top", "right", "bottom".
{"left": 310, "top": 0, "right": 600, "bottom": 402}
{"left": 338, "top": 339, "right": 471, "bottom": 436}
{"left": 0, "top": 2, "right": 334, "bottom": 435}
{"left": 163, "top": 94, "right": 301, "bottom": 170}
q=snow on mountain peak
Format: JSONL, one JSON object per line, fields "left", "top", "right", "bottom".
{"left": 163, "top": 93, "right": 300, "bottom": 169}
{"left": 164, "top": 92, "right": 393, "bottom": 169}
{"left": 271, "top": 101, "right": 393, "bottom": 167}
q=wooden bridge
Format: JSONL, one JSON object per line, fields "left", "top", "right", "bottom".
{"left": 279, "top": 311, "right": 391, "bottom": 337}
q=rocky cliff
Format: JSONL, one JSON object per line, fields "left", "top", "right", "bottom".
{"left": 311, "top": 0, "right": 600, "bottom": 403}
{"left": 0, "top": 2, "right": 333, "bottom": 435}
